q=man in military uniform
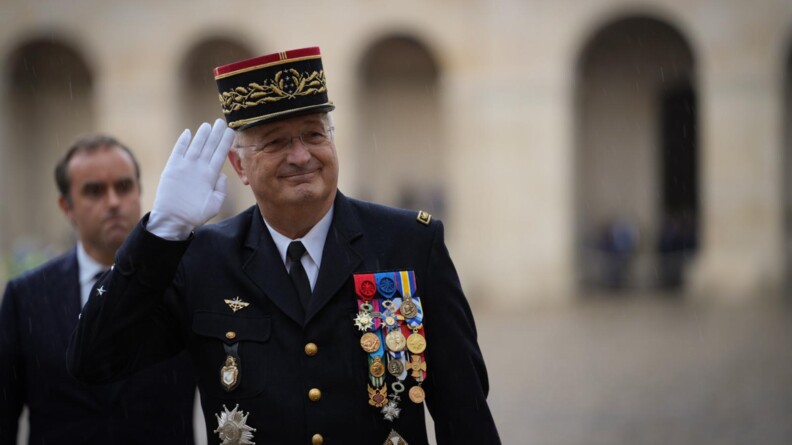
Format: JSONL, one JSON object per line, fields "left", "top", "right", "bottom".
{"left": 69, "top": 47, "right": 500, "bottom": 445}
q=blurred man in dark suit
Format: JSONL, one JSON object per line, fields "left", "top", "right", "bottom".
{"left": 0, "top": 135, "right": 196, "bottom": 445}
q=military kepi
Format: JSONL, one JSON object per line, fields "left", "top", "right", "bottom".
{"left": 214, "top": 47, "right": 335, "bottom": 130}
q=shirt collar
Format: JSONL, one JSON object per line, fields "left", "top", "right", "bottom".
{"left": 263, "top": 205, "right": 334, "bottom": 267}
{"left": 76, "top": 242, "right": 107, "bottom": 286}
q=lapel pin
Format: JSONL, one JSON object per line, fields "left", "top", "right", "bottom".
{"left": 224, "top": 296, "right": 250, "bottom": 313}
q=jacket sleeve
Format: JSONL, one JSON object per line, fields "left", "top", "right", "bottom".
{"left": 67, "top": 214, "right": 191, "bottom": 384}
{"left": 0, "top": 281, "right": 23, "bottom": 444}
{"left": 421, "top": 221, "right": 502, "bottom": 444}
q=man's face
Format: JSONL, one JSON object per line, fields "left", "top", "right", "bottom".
{"left": 230, "top": 113, "right": 339, "bottom": 214}
{"left": 59, "top": 146, "right": 141, "bottom": 258}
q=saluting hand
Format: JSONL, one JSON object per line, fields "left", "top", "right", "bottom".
{"left": 149, "top": 119, "right": 235, "bottom": 240}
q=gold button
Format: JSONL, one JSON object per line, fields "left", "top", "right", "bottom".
{"left": 311, "top": 434, "right": 324, "bottom": 445}
{"left": 304, "top": 342, "right": 318, "bottom": 356}
{"left": 308, "top": 388, "right": 322, "bottom": 402}
{"left": 225, "top": 331, "right": 237, "bottom": 340}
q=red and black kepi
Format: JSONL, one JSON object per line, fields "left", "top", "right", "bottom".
{"left": 214, "top": 47, "right": 335, "bottom": 130}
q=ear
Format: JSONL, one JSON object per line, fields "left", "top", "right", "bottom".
{"left": 228, "top": 149, "right": 250, "bottom": 185}
{"left": 58, "top": 195, "right": 76, "bottom": 226}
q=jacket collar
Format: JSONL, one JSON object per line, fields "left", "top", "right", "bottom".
{"left": 241, "top": 191, "right": 363, "bottom": 326}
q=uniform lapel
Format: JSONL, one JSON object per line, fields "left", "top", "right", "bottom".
{"left": 55, "top": 250, "right": 82, "bottom": 336}
{"left": 306, "top": 193, "right": 363, "bottom": 325}
{"left": 66, "top": 249, "right": 127, "bottom": 403}
{"left": 241, "top": 206, "right": 306, "bottom": 326}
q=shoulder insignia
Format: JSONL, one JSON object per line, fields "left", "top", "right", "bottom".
{"left": 416, "top": 210, "right": 432, "bottom": 226}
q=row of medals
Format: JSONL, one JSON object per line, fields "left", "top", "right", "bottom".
{"left": 356, "top": 289, "right": 427, "bottom": 422}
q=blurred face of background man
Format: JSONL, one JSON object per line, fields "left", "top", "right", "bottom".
{"left": 57, "top": 144, "right": 141, "bottom": 265}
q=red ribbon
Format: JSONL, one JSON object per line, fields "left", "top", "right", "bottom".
{"left": 354, "top": 273, "right": 377, "bottom": 300}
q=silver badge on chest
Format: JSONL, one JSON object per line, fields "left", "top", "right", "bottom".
{"left": 214, "top": 404, "right": 256, "bottom": 445}
{"left": 383, "top": 429, "right": 409, "bottom": 445}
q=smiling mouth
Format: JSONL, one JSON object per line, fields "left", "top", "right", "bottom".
{"left": 282, "top": 169, "right": 318, "bottom": 180}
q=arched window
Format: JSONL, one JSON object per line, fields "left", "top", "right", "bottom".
{"left": 357, "top": 36, "right": 445, "bottom": 217}
{"left": 2, "top": 39, "right": 94, "bottom": 256}
{"left": 179, "top": 37, "right": 254, "bottom": 217}
{"left": 575, "top": 16, "right": 697, "bottom": 291}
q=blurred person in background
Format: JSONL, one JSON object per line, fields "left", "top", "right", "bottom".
{"left": 69, "top": 47, "right": 500, "bottom": 445}
{"left": 0, "top": 135, "right": 196, "bottom": 444}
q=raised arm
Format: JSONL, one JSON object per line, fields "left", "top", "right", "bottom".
{"left": 68, "top": 119, "right": 234, "bottom": 383}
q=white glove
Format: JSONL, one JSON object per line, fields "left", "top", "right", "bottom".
{"left": 149, "top": 119, "right": 235, "bottom": 240}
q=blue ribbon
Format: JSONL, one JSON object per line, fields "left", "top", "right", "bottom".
{"left": 375, "top": 272, "right": 398, "bottom": 299}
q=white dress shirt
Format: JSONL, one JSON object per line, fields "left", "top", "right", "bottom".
{"left": 76, "top": 242, "right": 108, "bottom": 308}
{"left": 263, "top": 206, "right": 334, "bottom": 291}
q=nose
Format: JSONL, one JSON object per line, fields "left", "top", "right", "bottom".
{"left": 106, "top": 187, "right": 121, "bottom": 208}
{"left": 285, "top": 138, "right": 312, "bottom": 165}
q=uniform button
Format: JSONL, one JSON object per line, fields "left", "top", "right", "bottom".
{"left": 311, "top": 433, "right": 324, "bottom": 445}
{"left": 304, "top": 342, "right": 318, "bottom": 356}
{"left": 308, "top": 388, "right": 322, "bottom": 402}
{"left": 225, "top": 331, "right": 237, "bottom": 340}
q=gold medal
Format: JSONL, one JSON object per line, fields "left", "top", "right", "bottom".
{"left": 400, "top": 298, "right": 418, "bottom": 319}
{"left": 368, "top": 384, "right": 388, "bottom": 407}
{"left": 408, "top": 355, "right": 427, "bottom": 379}
{"left": 370, "top": 356, "right": 386, "bottom": 378}
{"left": 360, "top": 332, "right": 381, "bottom": 353}
{"left": 385, "top": 330, "right": 407, "bottom": 352}
{"left": 220, "top": 356, "right": 240, "bottom": 391}
{"left": 408, "top": 385, "right": 425, "bottom": 404}
{"left": 406, "top": 332, "right": 426, "bottom": 354}
{"left": 387, "top": 357, "right": 404, "bottom": 377}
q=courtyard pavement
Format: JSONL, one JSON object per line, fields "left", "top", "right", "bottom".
{"left": 471, "top": 294, "right": 792, "bottom": 445}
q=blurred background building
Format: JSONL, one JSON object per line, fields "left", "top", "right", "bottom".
{"left": 3, "top": 1, "right": 792, "bottom": 444}
{"left": 1, "top": 0, "right": 791, "bottom": 303}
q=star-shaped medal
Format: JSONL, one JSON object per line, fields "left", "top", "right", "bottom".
{"left": 354, "top": 311, "right": 374, "bottom": 331}
{"left": 96, "top": 286, "right": 107, "bottom": 296}
{"left": 381, "top": 400, "right": 401, "bottom": 421}
{"left": 214, "top": 404, "right": 256, "bottom": 445}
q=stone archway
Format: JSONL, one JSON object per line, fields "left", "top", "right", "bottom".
{"left": 2, "top": 39, "right": 94, "bottom": 260}
{"left": 356, "top": 35, "right": 445, "bottom": 217}
{"left": 574, "top": 16, "right": 697, "bottom": 291}
{"left": 179, "top": 37, "right": 254, "bottom": 218}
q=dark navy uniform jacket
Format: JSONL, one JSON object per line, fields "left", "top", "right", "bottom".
{"left": 0, "top": 249, "right": 195, "bottom": 445}
{"left": 68, "top": 192, "right": 500, "bottom": 445}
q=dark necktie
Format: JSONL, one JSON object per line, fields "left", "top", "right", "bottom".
{"left": 287, "top": 241, "right": 312, "bottom": 311}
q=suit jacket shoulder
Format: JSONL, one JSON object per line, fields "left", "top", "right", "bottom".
{"left": 6, "top": 249, "right": 78, "bottom": 294}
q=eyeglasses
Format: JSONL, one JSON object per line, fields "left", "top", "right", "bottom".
{"left": 235, "top": 126, "right": 334, "bottom": 155}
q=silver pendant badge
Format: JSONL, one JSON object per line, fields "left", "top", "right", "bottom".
{"left": 383, "top": 429, "right": 408, "bottom": 445}
{"left": 220, "top": 355, "right": 240, "bottom": 392}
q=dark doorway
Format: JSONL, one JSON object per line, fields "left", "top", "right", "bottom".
{"left": 657, "top": 86, "right": 698, "bottom": 288}
{"left": 574, "top": 16, "right": 696, "bottom": 292}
